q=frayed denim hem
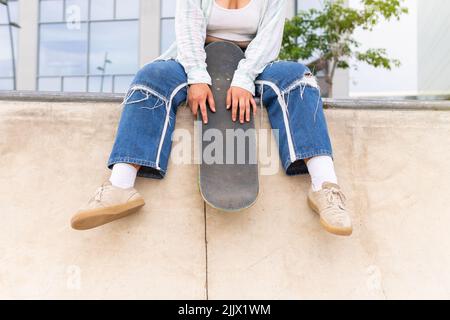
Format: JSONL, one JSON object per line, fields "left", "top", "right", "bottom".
{"left": 108, "top": 157, "right": 166, "bottom": 180}
{"left": 284, "top": 150, "right": 333, "bottom": 176}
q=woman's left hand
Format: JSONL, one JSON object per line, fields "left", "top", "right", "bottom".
{"left": 226, "top": 86, "right": 257, "bottom": 123}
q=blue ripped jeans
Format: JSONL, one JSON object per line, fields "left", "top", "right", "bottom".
{"left": 108, "top": 59, "right": 333, "bottom": 179}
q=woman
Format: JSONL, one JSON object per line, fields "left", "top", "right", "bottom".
{"left": 71, "top": 0, "right": 352, "bottom": 236}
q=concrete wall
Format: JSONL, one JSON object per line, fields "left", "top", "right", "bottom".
{"left": 0, "top": 98, "right": 449, "bottom": 299}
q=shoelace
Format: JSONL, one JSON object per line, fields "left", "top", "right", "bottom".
{"left": 321, "top": 187, "right": 348, "bottom": 224}
{"left": 93, "top": 185, "right": 106, "bottom": 202}
{"left": 323, "top": 187, "right": 347, "bottom": 210}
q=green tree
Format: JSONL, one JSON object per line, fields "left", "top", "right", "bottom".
{"left": 281, "top": 0, "right": 408, "bottom": 96}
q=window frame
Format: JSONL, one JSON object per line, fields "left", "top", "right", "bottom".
{"left": 0, "top": 0, "right": 19, "bottom": 90}
{"left": 37, "top": 0, "right": 140, "bottom": 93}
{"left": 159, "top": 0, "right": 176, "bottom": 54}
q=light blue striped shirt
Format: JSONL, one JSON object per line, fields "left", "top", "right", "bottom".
{"left": 156, "top": 0, "right": 287, "bottom": 95}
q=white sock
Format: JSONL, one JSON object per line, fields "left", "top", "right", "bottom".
{"left": 109, "top": 163, "right": 138, "bottom": 189}
{"left": 306, "top": 156, "right": 338, "bottom": 191}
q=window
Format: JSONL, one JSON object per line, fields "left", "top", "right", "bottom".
{"left": 160, "top": 0, "right": 176, "bottom": 53}
{"left": 38, "top": 0, "right": 139, "bottom": 93}
{"left": 296, "top": 0, "right": 322, "bottom": 12}
{"left": 0, "top": 0, "right": 19, "bottom": 90}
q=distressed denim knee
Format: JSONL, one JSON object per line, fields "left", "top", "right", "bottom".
{"left": 256, "top": 61, "right": 333, "bottom": 176}
{"left": 108, "top": 60, "right": 188, "bottom": 179}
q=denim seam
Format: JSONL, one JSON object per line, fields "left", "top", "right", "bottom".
{"left": 108, "top": 157, "right": 166, "bottom": 175}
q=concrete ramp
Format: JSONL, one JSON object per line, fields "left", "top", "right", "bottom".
{"left": 0, "top": 94, "right": 449, "bottom": 299}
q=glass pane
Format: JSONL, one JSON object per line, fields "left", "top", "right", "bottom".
{"left": 115, "top": 0, "right": 139, "bottom": 19}
{"left": 66, "top": 0, "right": 89, "bottom": 22}
{"left": 0, "top": 26, "right": 14, "bottom": 77}
{"left": 0, "top": 0, "right": 18, "bottom": 24}
{"left": 162, "top": 0, "right": 176, "bottom": 18}
{"left": 38, "top": 77, "right": 62, "bottom": 91}
{"left": 114, "top": 75, "right": 133, "bottom": 93}
{"left": 39, "top": 23, "right": 88, "bottom": 76}
{"left": 297, "top": 0, "right": 323, "bottom": 11}
{"left": 161, "top": 19, "right": 175, "bottom": 53}
{"left": 0, "top": 26, "right": 12, "bottom": 76}
{"left": 89, "top": 21, "right": 139, "bottom": 75}
{"left": 88, "top": 75, "right": 113, "bottom": 93}
{"left": 0, "top": 4, "right": 6, "bottom": 24}
{"left": 9, "top": 0, "right": 19, "bottom": 24}
{"left": 0, "top": 78, "right": 13, "bottom": 90}
{"left": 90, "top": 0, "right": 114, "bottom": 21}
{"left": 40, "top": 0, "right": 64, "bottom": 23}
{"left": 63, "top": 76, "right": 87, "bottom": 92}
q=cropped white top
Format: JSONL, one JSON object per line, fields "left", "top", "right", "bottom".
{"left": 207, "top": 0, "right": 263, "bottom": 42}
{"left": 158, "top": 0, "right": 287, "bottom": 95}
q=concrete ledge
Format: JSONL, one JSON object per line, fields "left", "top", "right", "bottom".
{"left": 1, "top": 95, "right": 450, "bottom": 299}
{"left": 0, "top": 91, "right": 125, "bottom": 103}
{"left": 1, "top": 90, "right": 450, "bottom": 111}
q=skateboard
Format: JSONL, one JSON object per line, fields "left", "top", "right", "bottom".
{"left": 198, "top": 42, "right": 259, "bottom": 212}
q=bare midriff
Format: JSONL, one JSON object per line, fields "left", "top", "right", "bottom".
{"left": 205, "top": 35, "right": 251, "bottom": 49}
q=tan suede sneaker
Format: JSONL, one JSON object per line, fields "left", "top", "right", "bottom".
{"left": 307, "top": 182, "right": 352, "bottom": 236}
{"left": 71, "top": 181, "right": 145, "bottom": 230}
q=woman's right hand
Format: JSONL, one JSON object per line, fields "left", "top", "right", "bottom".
{"left": 188, "top": 83, "right": 216, "bottom": 124}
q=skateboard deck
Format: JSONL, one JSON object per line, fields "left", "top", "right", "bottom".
{"left": 198, "top": 42, "right": 259, "bottom": 211}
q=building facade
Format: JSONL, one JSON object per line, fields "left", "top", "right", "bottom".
{"left": 0, "top": 0, "right": 296, "bottom": 93}
{"left": 1, "top": 0, "right": 159, "bottom": 93}
{"left": 417, "top": 0, "right": 450, "bottom": 96}
{"left": 349, "top": 0, "right": 450, "bottom": 98}
{"left": 0, "top": 0, "right": 449, "bottom": 97}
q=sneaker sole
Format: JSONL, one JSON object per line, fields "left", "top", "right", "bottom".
{"left": 71, "top": 198, "right": 145, "bottom": 230}
{"left": 307, "top": 197, "right": 353, "bottom": 236}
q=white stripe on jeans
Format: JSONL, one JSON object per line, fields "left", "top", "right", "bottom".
{"left": 155, "top": 82, "right": 188, "bottom": 170}
{"left": 255, "top": 80, "right": 296, "bottom": 163}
